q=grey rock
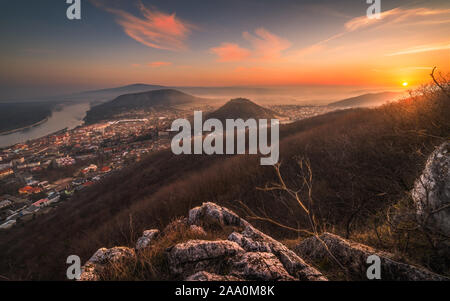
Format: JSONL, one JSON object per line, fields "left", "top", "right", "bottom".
{"left": 80, "top": 247, "right": 136, "bottom": 281}
{"left": 412, "top": 142, "right": 450, "bottom": 236}
{"left": 228, "top": 232, "right": 271, "bottom": 252}
{"left": 188, "top": 203, "right": 326, "bottom": 281}
{"left": 232, "top": 252, "right": 296, "bottom": 281}
{"left": 188, "top": 202, "right": 249, "bottom": 228}
{"left": 232, "top": 225, "right": 327, "bottom": 281}
{"left": 295, "top": 232, "right": 448, "bottom": 281}
{"left": 136, "top": 229, "right": 160, "bottom": 251}
{"left": 167, "top": 240, "right": 245, "bottom": 276}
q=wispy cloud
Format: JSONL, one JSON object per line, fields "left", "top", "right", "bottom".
{"left": 93, "top": 1, "right": 194, "bottom": 51}
{"left": 293, "top": 7, "right": 450, "bottom": 58}
{"left": 210, "top": 43, "right": 251, "bottom": 62}
{"left": 386, "top": 43, "right": 450, "bottom": 56}
{"left": 345, "top": 7, "right": 450, "bottom": 32}
{"left": 148, "top": 61, "right": 172, "bottom": 67}
{"left": 242, "top": 28, "right": 291, "bottom": 60}
{"left": 211, "top": 28, "right": 290, "bottom": 62}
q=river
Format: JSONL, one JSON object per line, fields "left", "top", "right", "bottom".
{"left": 0, "top": 102, "right": 91, "bottom": 148}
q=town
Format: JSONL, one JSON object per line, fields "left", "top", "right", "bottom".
{"left": 0, "top": 104, "right": 334, "bottom": 230}
{"left": 0, "top": 107, "right": 197, "bottom": 230}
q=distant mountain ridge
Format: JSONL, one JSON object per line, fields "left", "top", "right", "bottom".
{"left": 207, "top": 98, "right": 278, "bottom": 121}
{"left": 84, "top": 89, "right": 204, "bottom": 124}
{"left": 78, "top": 84, "right": 166, "bottom": 96}
{"left": 328, "top": 92, "right": 404, "bottom": 108}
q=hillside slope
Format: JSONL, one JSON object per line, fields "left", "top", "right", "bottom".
{"left": 206, "top": 98, "right": 278, "bottom": 121}
{"left": 0, "top": 89, "right": 448, "bottom": 280}
{"left": 0, "top": 102, "right": 54, "bottom": 134}
{"left": 328, "top": 91, "right": 404, "bottom": 108}
{"left": 84, "top": 89, "right": 204, "bottom": 124}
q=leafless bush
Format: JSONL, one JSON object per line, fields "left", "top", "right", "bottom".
{"left": 241, "top": 158, "right": 345, "bottom": 270}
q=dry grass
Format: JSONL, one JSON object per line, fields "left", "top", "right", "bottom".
{"left": 97, "top": 219, "right": 242, "bottom": 281}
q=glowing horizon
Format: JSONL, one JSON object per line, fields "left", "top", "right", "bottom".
{"left": 0, "top": 0, "right": 449, "bottom": 100}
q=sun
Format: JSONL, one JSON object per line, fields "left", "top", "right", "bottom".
{"left": 402, "top": 82, "right": 409, "bottom": 87}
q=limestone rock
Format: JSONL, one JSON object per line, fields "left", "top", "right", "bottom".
{"left": 187, "top": 203, "right": 327, "bottom": 281}
{"left": 188, "top": 202, "right": 249, "bottom": 228}
{"left": 412, "top": 142, "right": 450, "bottom": 236}
{"left": 228, "top": 232, "right": 271, "bottom": 253}
{"left": 232, "top": 252, "right": 296, "bottom": 281}
{"left": 231, "top": 226, "right": 327, "bottom": 281}
{"left": 80, "top": 247, "right": 136, "bottom": 281}
{"left": 167, "top": 240, "right": 245, "bottom": 276}
{"left": 295, "top": 232, "right": 448, "bottom": 281}
{"left": 136, "top": 229, "right": 160, "bottom": 251}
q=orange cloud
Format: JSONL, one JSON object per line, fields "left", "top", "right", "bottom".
{"left": 93, "top": 1, "right": 194, "bottom": 51}
{"left": 386, "top": 42, "right": 450, "bottom": 56}
{"left": 210, "top": 43, "right": 251, "bottom": 62}
{"left": 292, "top": 7, "right": 450, "bottom": 59}
{"left": 148, "top": 61, "right": 172, "bottom": 67}
{"left": 345, "top": 7, "right": 450, "bottom": 32}
{"left": 243, "top": 28, "right": 291, "bottom": 60}
{"left": 211, "top": 28, "right": 290, "bottom": 62}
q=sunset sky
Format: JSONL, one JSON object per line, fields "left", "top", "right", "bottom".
{"left": 1, "top": 0, "right": 449, "bottom": 100}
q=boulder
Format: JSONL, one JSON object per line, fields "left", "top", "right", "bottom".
{"left": 232, "top": 252, "right": 296, "bottom": 281}
{"left": 229, "top": 226, "right": 326, "bottom": 281}
{"left": 411, "top": 142, "right": 450, "bottom": 236}
{"left": 228, "top": 232, "right": 271, "bottom": 253}
{"left": 167, "top": 240, "right": 245, "bottom": 276}
{"left": 188, "top": 202, "right": 249, "bottom": 228}
{"left": 188, "top": 203, "right": 327, "bottom": 281}
{"left": 295, "top": 232, "right": 448, "bottom": 281}
{"left": 186, "top": 203, "right": 327, "bottom": 281}
{"left": 79, "top": 247, "right": 136, "bottom": 281}
{"left": 135, "top": 229, "right": 160, "bottom": 251}
{"left": 185, "top": 271, "right": 243, "bottom": 281}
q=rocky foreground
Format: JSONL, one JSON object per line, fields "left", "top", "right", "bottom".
{"left": 79, "top": 142, "right": 449, "bottom": 281}
{"left": 79, "top": 202, "right": 447, "bottom": 281}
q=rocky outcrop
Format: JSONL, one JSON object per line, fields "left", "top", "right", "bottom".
{"left": 231, "top": 252, "right": 295, "bottom": 281}
{"left": 80, "top": 202, "right": 446, "bottom": 281}
{"left": 80, "top": 247, "right": 136, "bottom": 281}
{"left": 228, "top": 226, "right": 326, "bottom": 281}
{"left": 136, "top": 229, "right": 160, "bottom": 251}
{"left": 167, "top": 240, "right": 245, "bottom": 277}
{"left": 295, "top": 232, "right": 448, "bottom": 281}
{"left": 181, "top": 202, "right": 327, "bottom": 281}
{"left": 412, "top": 142, "right": 450, "bottom": 237}
{"left": 188, "top": 202, "right": 250, "bottom": 228}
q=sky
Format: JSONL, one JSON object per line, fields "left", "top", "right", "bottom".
{"left": 0, "top": 0, "right": 449, "bottom": 100}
